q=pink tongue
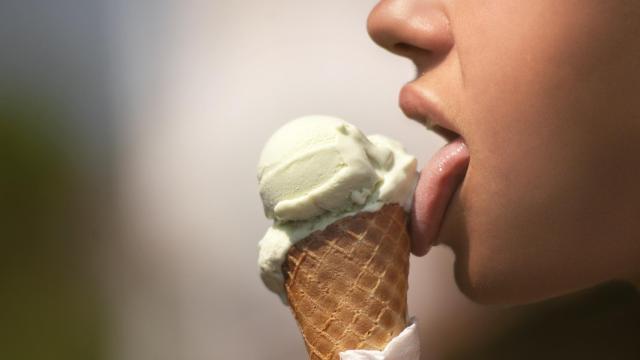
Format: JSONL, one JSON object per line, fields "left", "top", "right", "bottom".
{"left": 410, "top": 138, "right": 470, "bottom": 256}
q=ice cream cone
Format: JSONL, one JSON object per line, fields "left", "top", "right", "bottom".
{"left": 283, "top": 204, "right": 410, "bottom": 360}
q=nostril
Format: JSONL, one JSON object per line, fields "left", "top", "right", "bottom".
{"left": 368, "top": 1, "right": 453, "bottom": 61}
{"left": 394, "top": 42, "right": 420, "bottom": 54}
{"left": 394, "top": 42, "right": 414, "bottom": 52}
{"left": 393, "top": 42, "right": 432, "bottom": 58}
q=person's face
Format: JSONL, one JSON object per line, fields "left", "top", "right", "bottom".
{"left": 368, "top": 0, "right": 640, "bottom": 304}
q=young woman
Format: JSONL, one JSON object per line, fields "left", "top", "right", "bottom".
{"left": 367, "top": 0, "right": 640, "bottom": 305}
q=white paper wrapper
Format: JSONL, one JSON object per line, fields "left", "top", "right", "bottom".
{"left": 339, "top": 320, "right": 420, "bottom": 360}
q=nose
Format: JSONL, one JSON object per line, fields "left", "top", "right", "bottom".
{"left": 367, "top": 0, "right": 453, "bottom": 70}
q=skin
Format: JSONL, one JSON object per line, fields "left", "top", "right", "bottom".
{"left": 367, "top": 0, "right": 640, "bottom": 304}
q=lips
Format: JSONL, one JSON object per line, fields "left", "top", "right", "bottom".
{"left": 399, "top": 83, "right": 469, "bottom": 256}
{"left": 399, "top": 83, "right": 461, "bottom": 137}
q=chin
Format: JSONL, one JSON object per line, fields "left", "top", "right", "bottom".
{"left": 447, "top": 241, "right": 508, "bottom": 305}
{"left": 451, "top": 259, "right": 547, "bottom": 306}
{"left": 449, "top": 242, "right": 599, "bottom": 306}
{"left": 451, "top": 259, "right": 520, "bottom": 306}
{"left": 439, "top": 192, "right": 563, "bottom": 305}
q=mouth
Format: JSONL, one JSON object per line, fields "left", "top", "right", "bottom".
{"left": 399, "top": 83, "right": 470, "bottom": 256}
{"left": 399, "top": 83, "right": 462, "bottom": 141}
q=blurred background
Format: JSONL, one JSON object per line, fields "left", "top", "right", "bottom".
{"left": 2, "top": 0, "right": 639, "bottom": 359}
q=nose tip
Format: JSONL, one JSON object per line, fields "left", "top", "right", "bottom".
{"left": 367, "top": 1, "right": 453, "bottom": 60}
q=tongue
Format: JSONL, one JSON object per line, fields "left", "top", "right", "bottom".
{"left": 410, "top": 137, "right": 470, "bottom": 256}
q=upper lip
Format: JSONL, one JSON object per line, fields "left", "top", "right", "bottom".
{"left": 399, "top": 82, "right": 460, "bottom": 142}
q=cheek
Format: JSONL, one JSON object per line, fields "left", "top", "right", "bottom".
{"left": 447, "top": 1, "right": 640, "bottom": 303}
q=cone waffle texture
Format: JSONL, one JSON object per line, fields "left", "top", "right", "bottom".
{"left": 283, "top": 204, "right": 410, "bottom": 360}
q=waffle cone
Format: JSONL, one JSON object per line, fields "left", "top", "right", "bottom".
{"left": 283, "top": 204, "right": 410, "bottom": 360}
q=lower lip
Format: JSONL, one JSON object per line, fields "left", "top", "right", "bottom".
{"left": 410, "top": 137, "right": 470, "bottom": 256}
